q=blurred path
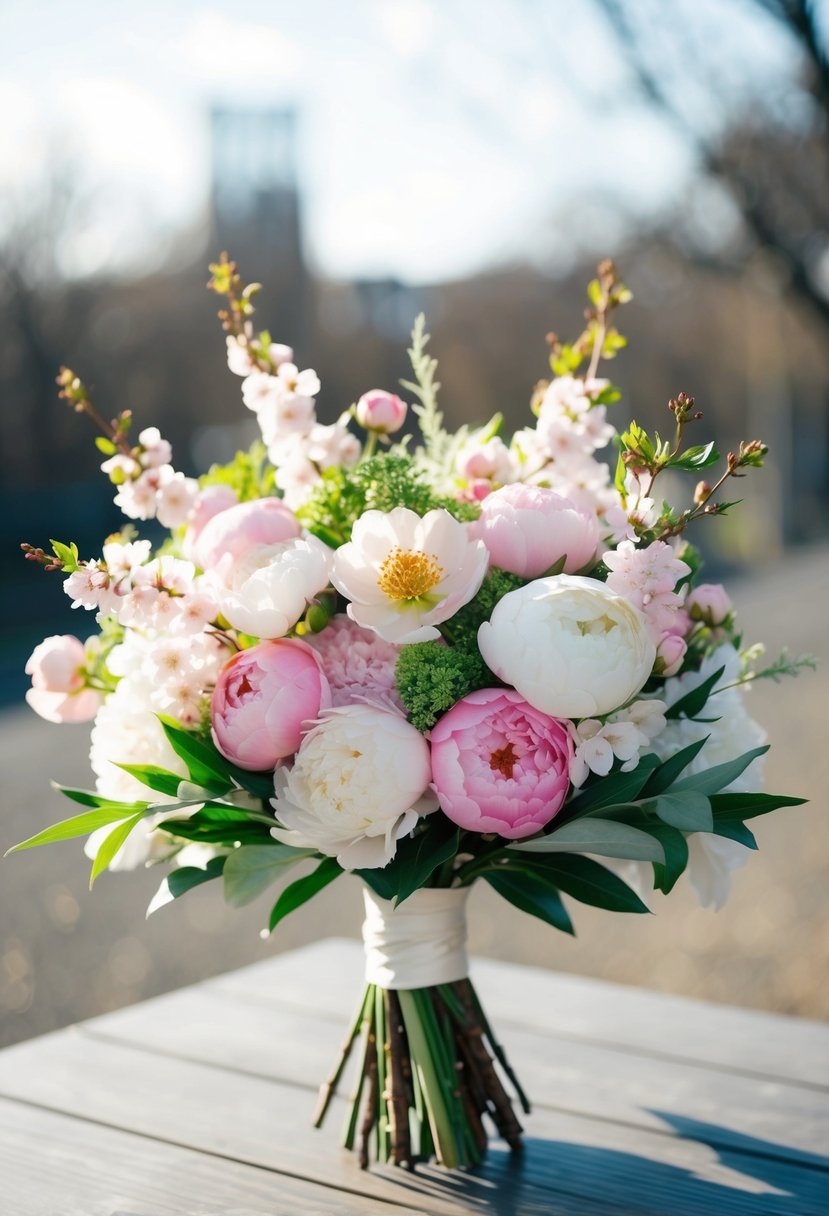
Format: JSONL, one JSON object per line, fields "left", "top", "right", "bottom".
{"left": 2, "top": 544, "right": 827, "bottom": 1047}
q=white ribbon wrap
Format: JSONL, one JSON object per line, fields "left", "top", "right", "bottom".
{"left": 362, "top": 886, "right": 471, "bottom": 990}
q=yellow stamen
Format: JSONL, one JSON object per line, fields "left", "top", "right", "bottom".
{"left": 377, "top": 547, "right": 444, "bottom": 601}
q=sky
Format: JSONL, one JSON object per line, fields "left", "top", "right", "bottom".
{"left": 0, "top": 0, "right": 800, "bottom": 284}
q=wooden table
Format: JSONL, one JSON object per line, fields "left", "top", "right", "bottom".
{"left": 1, "top": 939, "right": 827, "bottom": 1215}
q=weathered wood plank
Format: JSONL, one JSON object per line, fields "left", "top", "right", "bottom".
{"left": 0, "top": 1034, "right": 620, "bottom": 1216}
{"left": 209, "top": 940, "right": 829, "bottom": 1088}
{"left": 75, "top": 979, "right": 829, "bottom": 1166}
{"left": 1, "top": 1033, "right": 827, "bottom": 1216}
{"left": 0, "top": 1095, "right": 436, "bottom": 1216}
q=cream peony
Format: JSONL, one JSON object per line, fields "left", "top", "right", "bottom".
{"left": 270, "top": 704, "right": 436, "bottom": 869}
{"left": 214, "top": 537, "right": 331, "bottom": 639}
{"left": 478, "top": 575, "right": 655, "bottom": 718}
{"left": 330, "top": 507, "right": 488, "bottom": 644}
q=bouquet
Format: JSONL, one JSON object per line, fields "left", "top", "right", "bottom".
{"left": 9, "top": 255, "right": 811, "bottom": 1171}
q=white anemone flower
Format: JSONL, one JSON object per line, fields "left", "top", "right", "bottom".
{"left": 271, "top": 704, "right": 437, "bottom": 869}
{"left": 330, "top": 507, "right": 488, "bottom": 644}
{"left": 214, "top": 537, "right": 331, "bottom": 639}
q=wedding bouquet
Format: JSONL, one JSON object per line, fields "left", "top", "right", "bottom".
{"left": 10, "top": 256, "right": 810, "bottom": 1171}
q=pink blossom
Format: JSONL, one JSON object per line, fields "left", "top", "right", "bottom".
{"left": 355, "top": 389, "right": 407, "bottom": 435}
{"left": 430, "top": 688, "right": 573, "bottom": 839}
{"left": 137, "top": 427, "right": 173, "bottom": 468}
{"left": 194, "top": 497, "right": 300, "bottom": 571}
{"left": 604, "top": 540, "right": 691, "bottom": 642}
{"left": 25, "top": 635, "right": 100, "bottom": 723}
{"left": 456, "top": 436, "right": 516, "bottom": 485}
{"left": 687, "top": 583, "right": 733, "bottom": 627}
{"left": 470, "top": 483, "right": 599, "bottom": 577}
{"left": 307, "top": 615, "right": 404, "bottom": 712}
{"left": 211, "top": 639, "right": 331, "bottom": 770}
{"left": 305, "top": 420, "right": 361, "bottom": 469}
{"left": 156, "top": 471, "right": 199, "bottom": 529}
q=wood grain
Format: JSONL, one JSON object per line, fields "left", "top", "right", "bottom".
{"left": 72, "top": 977, "right": 829, "bottom": 1165}
{"left": 1, "top": 1032, "right": 827, "bottom": 1216}
{"left": 208, "top": 940, "right": 829, "bottom": 1089}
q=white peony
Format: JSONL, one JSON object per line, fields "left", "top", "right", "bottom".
{"left": 270, "top": 704, "right": 437, "bottom": 869}
{"left": 478, "top": 575, "right": 655, "bottom": 719}
{"left": 214, "top": 537, "right": 331, "bottom": 639}
{"left": 331, "top": 507, "right": 488, "bottom": 644}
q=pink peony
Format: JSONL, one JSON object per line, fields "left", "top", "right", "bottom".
{"left": 307, "top": 615, "right": 404, "bottom": 712}
{"left": 194, "top": 497, "right": 300, "bottom": 571}
{"left": 469, "top": 483, "right": 599, "bottom": 578}
{"left": 25, "top": 635, "right": 100, "bottom": 723}
{"left": 211, "top": 639, "right": 330, "bottom": 770}
{"left": 355, "top": 389, "right": 407, "bottom": 435}
{"left": 687, "top": 583, "right": 733, "bottom": 627}
{"left": 430, "top": 688, "right": 573, "bottom": 840}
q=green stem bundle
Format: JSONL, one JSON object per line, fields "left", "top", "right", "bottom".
{"left": 315, "top": 978, "right": 529, "bottom": 1170}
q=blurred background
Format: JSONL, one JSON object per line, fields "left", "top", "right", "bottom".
{"left": 1, "top": 0, "right": 827, "bottom": 1047}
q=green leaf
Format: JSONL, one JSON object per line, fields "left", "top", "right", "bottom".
{"left": 147, "top": 856, "right": 226, "bottom": 916}
{"left": 157, "top": 716, "right": 232, "bottom": 792}
{"left": 268, "top": 857, "right": 342, "bottom": 932}
{"left": 509, "top": 818, "right": 664, "bottom": 863}
{"left": 670, "top": 441, "right": 719, "bottom": 471}
{"left": 712, "top": 819, "right": 758, "bottom": 848}
{"left": 646, "top": 823, "right": 689, "bottom": 894}
{"left": 223, "top": 844, "right": 313, "bottom": 908}
{"left": 641, "top": 737, "right": 709, "bottom": 797}
{"left": 115, "top": 764, "right": 186, "bottom": 799}
{"left": 154, "top": 807, "right": 272, "bottom": 848}
{"left": 89, "top": 813, "right": 145, "bottom": 887}
{"left": 672, "top": 746, "right": 769, "bottom": 796}
{"left": 563, "top": 755, "right": 660, "bottom": 819}
{"left": 223, "top": 763, "right": 275, "bottom": 801}
{"left": 709, "top": 791, "right": 804, "bottom": 846}
{"left": 484, "top": 869, "right": 574, "bottom": 935}
{"left": 5, "top": 804, "right": 150, "bottom": 855}
{"left": 666, "top": 667, "right": 725, "bottom": 721}
{"left": 356, "top": 820, "right": 460, "bottom": 906}
{"left": 643, "top": 791, "right": 713, "bottom": 832}
{"left": 51, "top": 783, "right": 148, "bottom": 811}
{"left": 515, "top": 855, "right": 649, "bottom": 914}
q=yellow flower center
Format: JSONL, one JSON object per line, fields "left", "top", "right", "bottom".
{"left": 377, "top": 547, "right": 444, "bottom": 601}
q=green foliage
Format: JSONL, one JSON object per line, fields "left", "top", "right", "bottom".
{"left": 441, "top": 568, "right": 525, "bottom": 652}
{"left": 5, "top": 801, "right": 149, "bottom": 855}
{"left": 268, "top": 857, "right": 342, "bottom": 932}
{"left": 157, "top": 715, "right": 234, "bottom": 793}
{"left": 89, "top": 813, "right": 146, "bottom": 887}
{"left": 147, "top": 856, "right": 226, "bottom": 916}
{"left": 484, "top": 869, "right": 574, "bottom": 935}
{"left": 509, "top": 818, "right": 664, "bottom": 863}
{"left": 223, "top": 844, "right": 314, "bottom": 908}
{"left": 357, "top": 817, "right": 460, "bottom": 904}
{"left": 395, "top": 642, "right": 489, "bottom": 732}
{"left": 298, "top": 453, "right": 476, "bottom": 548}
{"left": 400, "top": 314, "right": 447, "bottom": 464}
{"left": 49, "top": 539, "right": 81, "bottom": 573}
{"left": 154, "top": 806, "right": 273, "bottom": 848}
{"left": 199, "top": 439, "right": 275, "bottom": 502}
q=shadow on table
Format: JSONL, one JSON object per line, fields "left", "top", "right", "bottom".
{"left": 380, "top": 1114, "right": 829, "bottom": 1216}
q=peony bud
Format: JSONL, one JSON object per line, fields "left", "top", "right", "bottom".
{"left": 355, "top": 390, "right": 407, "bottom": 435}
{"left": 686, "top": 583, "right": 733, "bottom": 627}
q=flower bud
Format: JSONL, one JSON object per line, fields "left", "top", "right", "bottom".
{"left": 355, "top": 390, "right": 407, "bottom": 435}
